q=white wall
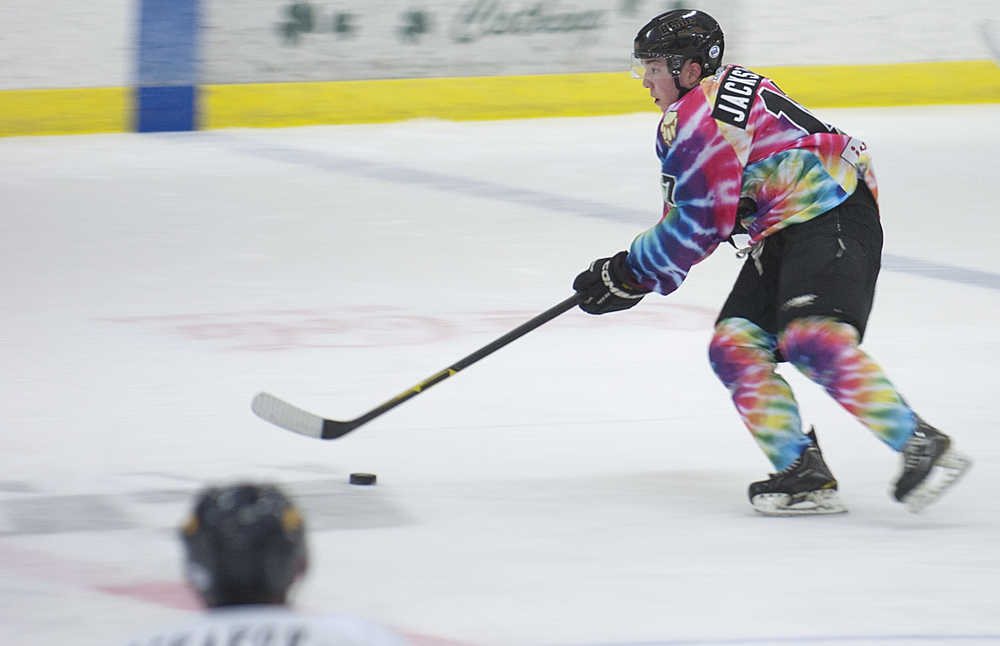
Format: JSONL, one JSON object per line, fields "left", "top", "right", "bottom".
{"left": 0, "top": 1, "right": 133, "bottom": 90}
{"left": 2, "top": 0, "right": 998, "bottom": 90}
{"left": 200, "top": 0, "right": 719, "bottom": 83}
{"left": 735, "top": 0, "right": 1000, "bottom": 66}
{"left": 201, "top": 0, "right": 1000, "bottom": 82}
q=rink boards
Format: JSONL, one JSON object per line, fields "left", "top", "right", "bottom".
{"left": 2, "top": 60, "right": 1000, "bottom": 136}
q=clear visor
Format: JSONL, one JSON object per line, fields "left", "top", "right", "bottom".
{"left": 630, "top": 54, "right": 686, "bottom": 79}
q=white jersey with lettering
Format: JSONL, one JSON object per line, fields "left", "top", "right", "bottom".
{"left": 124, "top": 606, "right": 414, "bottom": 646}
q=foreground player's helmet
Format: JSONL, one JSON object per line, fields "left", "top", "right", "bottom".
{"left": 181, "top": 483, "right": 307, "bottom": 607}
{"left": 632, "top": 9, "right": 724, "bottom": 79}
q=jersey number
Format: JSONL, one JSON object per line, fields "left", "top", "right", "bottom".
{"left": 760, "top": 89, "right": 836, "bottom": 135}
{"left": 661, "top": 173, "right": 677, "bottom": 207}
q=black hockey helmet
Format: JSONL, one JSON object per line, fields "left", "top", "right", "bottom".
{"left": 633, "top": 9, "right": 725, "bottom": 79}
{"left": 181, "top": 483, "right": 308, "bottom": 607}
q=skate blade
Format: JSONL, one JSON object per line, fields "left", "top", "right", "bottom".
{"left": 902, "top": 449, "right": 972, "bottom": 514}
{"left": 752, "top": 489, "right": 848, "bottom": 516}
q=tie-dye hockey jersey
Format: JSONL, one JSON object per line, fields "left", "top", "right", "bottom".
{"left": 626, "top": 64, "right": 879, "bottom": 295}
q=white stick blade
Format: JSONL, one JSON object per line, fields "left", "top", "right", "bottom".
{"left": 251, "top": 392, "right": 325, "bottom": 439}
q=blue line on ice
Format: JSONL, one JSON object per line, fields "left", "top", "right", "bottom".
{"left": 205, "top": 134, "right": 1000, "bottom": 292}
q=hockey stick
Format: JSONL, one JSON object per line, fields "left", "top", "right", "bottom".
{"left": 252, "top": 293, "right": 583, "bottom": 440}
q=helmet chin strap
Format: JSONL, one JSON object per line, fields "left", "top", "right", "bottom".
{"left": 670, "top": 58, "right": 696, "bottom": 99}
{"left": 673, "top": 74, "right": 694, "bottom": 99}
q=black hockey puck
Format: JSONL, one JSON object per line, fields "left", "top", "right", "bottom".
{"left": 349, "top": 472, "right": 377, "bottom": 485}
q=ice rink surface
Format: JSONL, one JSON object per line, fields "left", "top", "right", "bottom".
{"left": 2, "top": 104, "right": 1000, "bottom": 646}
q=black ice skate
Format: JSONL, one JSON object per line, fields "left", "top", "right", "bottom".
{"left": 892, "top": 419, "right": 971, "bottom": 513}
{"left": 749, "top": 428, "right": 847, "bottom": 516}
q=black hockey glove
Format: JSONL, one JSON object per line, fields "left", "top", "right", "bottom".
{"left": 573, "top": 251, "right": 651, "bottom": 315}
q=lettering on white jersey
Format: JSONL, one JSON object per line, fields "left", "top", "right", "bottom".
{"left": 711, "top": 67, "right": 763, "bottom": 129}
{"left": 129, "top": 623, "right": 307, "bottom": 646}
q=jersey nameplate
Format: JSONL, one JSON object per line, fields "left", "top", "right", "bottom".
{"left": 711, "top": 67, "right": 763, "bottom": 129}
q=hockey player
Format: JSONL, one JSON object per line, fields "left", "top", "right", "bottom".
{"left": 572, "top": 9, "right": 971, "bottom": 515}
{"left": 125, "top": 482, "right": 413, "bottom": 646}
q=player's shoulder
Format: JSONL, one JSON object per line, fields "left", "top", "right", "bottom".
{"left": 699, "top": 63, "right": 771, "bottom": 98}
{"left": 705, "top": 63, "right": 770, "bottom": 83}
{"left": 676, "top": 63, "right": 767, "bottom": 117}
{"left": 306, "top": 610, "right": 414, "bottom": 644}
{"left": 699, "top": 63, "right": 774, "bottom": 130}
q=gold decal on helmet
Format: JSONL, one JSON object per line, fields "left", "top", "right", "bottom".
{"left": 182, "top": 515, "right": 199, "bottom": 536}
{"left": 281, "top": 507, "right": 303, "bottom": 533}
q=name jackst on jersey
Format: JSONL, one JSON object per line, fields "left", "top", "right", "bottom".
{"left": 626, "top": 64, "right": 879, "bottom": 296}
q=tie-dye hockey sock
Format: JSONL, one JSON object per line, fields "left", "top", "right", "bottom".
{"left": 709, "top": 317, "right": 812, "bottom": 470}
{"left": 777, "top": 316, "right": 916, "bottom": 451}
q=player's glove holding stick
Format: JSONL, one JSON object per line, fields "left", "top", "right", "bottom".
{"left": 573, "top": 251, "right": 651, "bottom": 314}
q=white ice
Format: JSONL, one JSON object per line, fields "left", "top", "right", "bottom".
{"left": 2, "top": 105, "right": 999, "bottom": 646}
